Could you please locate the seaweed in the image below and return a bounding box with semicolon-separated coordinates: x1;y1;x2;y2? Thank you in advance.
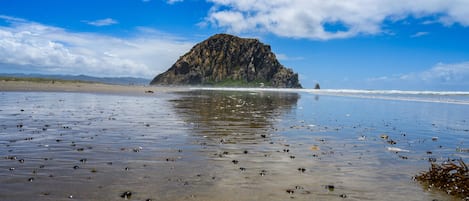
415;159;469;199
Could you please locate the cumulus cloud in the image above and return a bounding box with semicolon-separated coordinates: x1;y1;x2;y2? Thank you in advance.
84;18;119;26
0;16;194;78
205;0;469;40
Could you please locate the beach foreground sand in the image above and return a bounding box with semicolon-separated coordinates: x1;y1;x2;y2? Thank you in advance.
0;80;189;94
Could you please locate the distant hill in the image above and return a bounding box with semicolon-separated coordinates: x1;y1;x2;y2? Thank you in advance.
0;73;150;86
150;34;302;88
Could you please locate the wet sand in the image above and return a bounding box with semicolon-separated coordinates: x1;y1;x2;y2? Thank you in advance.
0;82;468;201
0;80;189;95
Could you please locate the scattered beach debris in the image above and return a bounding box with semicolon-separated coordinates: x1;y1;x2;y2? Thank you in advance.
380;134;389;140
387;147;410;153
456;147;469;153
325;185;335;191
415;159;468;199
358;135;366;141
120;191;132;199
310;145;320;151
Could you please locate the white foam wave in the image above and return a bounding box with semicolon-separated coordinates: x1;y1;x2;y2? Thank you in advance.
189;87;469;105
190;87;469;96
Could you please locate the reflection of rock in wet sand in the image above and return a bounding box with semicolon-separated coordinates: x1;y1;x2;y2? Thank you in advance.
170;90;299;144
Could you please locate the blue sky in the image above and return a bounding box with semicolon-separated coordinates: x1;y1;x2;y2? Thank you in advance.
1;0;469;90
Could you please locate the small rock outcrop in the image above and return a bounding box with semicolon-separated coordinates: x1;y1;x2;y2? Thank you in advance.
150;34;302;88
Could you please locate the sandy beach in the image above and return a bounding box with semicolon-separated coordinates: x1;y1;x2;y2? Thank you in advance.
0;80;467;201
0;79;188;94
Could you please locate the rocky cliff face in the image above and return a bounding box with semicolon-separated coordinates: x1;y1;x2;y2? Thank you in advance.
150;34;302;88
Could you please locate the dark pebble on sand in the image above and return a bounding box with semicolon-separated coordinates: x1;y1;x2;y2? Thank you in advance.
243;150;248;154
232;160;239;164
120;191;132;199
325;185;335;191
261;134;266;138
6;156;17;160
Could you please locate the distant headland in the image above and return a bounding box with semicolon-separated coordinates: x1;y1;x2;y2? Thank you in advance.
150;34;302;88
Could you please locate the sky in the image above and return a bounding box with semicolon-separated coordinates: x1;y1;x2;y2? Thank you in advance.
0;0;469;90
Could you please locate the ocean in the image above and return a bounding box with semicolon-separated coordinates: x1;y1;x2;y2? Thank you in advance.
0;89;467;201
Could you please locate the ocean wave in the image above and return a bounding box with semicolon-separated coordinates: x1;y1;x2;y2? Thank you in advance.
190;87;469;105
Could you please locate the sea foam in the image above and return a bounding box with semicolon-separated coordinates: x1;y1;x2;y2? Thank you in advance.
190;87;469;105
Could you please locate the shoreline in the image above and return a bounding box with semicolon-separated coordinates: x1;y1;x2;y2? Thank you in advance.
0;80;190;95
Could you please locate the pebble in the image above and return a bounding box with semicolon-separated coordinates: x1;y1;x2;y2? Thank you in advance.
120;191;132;199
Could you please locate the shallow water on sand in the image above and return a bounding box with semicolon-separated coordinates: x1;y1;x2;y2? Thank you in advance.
0;90;467;201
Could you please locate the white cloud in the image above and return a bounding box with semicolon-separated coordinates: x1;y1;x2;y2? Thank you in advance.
418;62;469;82
276;53;303;61
410;31;429;38
205;0;469;40
367;62;469;90
84;18;119;27
0;16;194;78
167;0;183;4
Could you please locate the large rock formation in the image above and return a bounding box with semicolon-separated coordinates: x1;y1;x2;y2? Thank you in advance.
150;34;302;88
